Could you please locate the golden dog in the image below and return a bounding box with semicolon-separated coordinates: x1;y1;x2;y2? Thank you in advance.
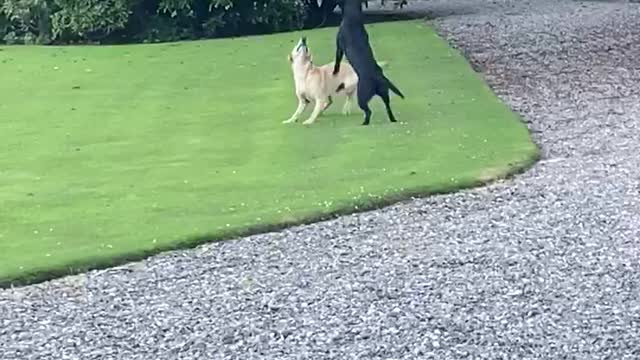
283;37;358;125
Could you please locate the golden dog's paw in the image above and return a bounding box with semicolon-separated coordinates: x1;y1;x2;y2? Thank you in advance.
302;119;315;126
282;119;296;124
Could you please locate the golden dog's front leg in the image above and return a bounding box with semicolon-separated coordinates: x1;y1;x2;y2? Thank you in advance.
283;97;307;124
302;100;326;125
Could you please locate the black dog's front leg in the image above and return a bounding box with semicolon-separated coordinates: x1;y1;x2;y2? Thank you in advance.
333;38;344;75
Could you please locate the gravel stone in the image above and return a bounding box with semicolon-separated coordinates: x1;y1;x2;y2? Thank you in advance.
3;1;640;359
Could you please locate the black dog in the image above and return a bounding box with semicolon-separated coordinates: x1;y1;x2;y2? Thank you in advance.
319;0;404;125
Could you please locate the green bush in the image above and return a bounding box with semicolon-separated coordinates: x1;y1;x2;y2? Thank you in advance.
0;0;408;44
0;12;8;41
143;0;307;41
50;0;133;42
1;0;52;44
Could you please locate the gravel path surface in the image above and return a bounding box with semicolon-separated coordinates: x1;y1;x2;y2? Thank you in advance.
3;1;640;359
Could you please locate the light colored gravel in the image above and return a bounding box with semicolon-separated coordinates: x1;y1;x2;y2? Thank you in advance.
3;1;640;359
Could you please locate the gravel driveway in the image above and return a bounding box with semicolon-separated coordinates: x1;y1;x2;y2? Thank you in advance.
3;1;640;359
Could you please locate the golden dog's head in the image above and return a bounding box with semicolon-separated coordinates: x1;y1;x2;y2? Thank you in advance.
288;37;312;65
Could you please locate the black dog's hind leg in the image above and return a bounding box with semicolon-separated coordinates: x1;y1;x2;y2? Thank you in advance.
357;93;375;126
379;90;397;123
357;81;375;125
358;98;372;125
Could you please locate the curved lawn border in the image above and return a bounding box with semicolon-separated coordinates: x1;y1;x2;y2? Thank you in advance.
0;21;539;288
1;154;538;288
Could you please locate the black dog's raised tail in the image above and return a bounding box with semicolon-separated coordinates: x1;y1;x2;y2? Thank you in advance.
384;76;405;99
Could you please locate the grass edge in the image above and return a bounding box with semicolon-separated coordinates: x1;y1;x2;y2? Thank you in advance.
1;147;539;289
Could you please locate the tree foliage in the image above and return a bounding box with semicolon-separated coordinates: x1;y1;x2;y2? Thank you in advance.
0;0;408;44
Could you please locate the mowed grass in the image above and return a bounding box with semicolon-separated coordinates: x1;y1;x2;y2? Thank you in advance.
0;21;537;286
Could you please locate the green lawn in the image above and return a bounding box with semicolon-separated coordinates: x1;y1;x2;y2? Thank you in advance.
0;21;537;286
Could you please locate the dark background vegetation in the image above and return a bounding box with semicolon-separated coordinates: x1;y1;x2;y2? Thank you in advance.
0;0;407;45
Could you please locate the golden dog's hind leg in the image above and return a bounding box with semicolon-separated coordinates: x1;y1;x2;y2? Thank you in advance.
342;93;353;115
323;96;334;111
283;97;307;124
303;100;326;125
